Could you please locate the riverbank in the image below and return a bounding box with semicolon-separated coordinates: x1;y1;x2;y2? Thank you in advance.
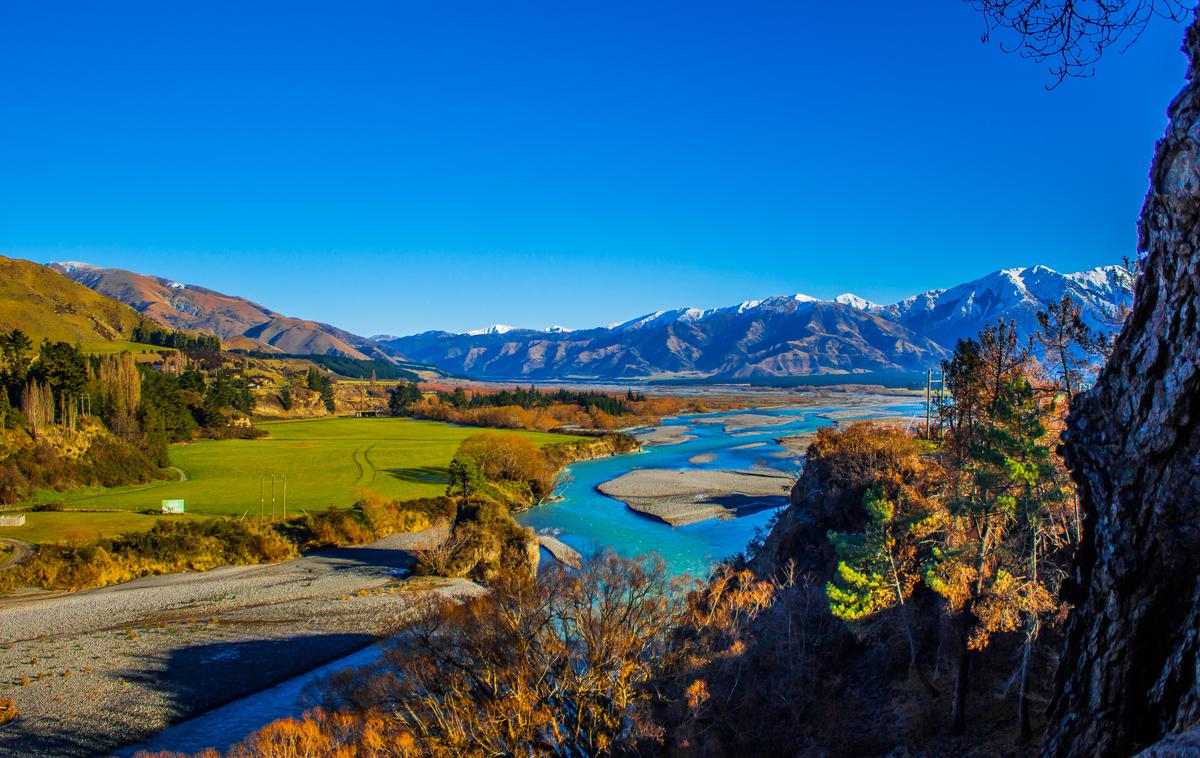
0;528;482;757
596;468;792;527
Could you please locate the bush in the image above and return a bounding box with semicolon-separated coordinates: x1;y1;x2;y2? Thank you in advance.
0;519;297;592
0;697;17;726
296;493;456;550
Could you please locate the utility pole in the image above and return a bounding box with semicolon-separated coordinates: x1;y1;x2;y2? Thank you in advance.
925;368;932;439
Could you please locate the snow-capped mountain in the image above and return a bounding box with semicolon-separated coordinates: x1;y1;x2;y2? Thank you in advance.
834;293;881;311
377;265;1133;380
883;264;1133;348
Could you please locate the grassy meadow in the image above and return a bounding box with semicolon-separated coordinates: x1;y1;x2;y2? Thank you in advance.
1;511;204;545
25;416;582;520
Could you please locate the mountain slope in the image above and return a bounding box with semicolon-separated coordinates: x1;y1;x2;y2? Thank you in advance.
0;256;152;346
379;265;1132;381
885;264;1132;348
383;296;949;380
50;262;400;361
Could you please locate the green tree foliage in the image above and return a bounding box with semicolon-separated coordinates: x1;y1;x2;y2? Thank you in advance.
139;369;197;443
387;381;422;416
178;368;206;394
130;324;221;365
1035;294;1102;401
446;457;485;498
204;371;256;419
437;384;632;415
31;341;87;398
305;365;335;412
0;329;33;408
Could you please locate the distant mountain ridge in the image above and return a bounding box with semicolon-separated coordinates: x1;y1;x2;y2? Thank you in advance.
378;265;1133;380
50;262;403;362
0;256;153;347
46;259;1134;380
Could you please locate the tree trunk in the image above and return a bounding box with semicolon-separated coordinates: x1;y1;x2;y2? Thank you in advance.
1018;618;1034;744
951;612;971;735
1043;13;1200;757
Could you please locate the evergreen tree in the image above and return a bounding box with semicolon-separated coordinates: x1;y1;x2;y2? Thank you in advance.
446;457;484;498
827;482;942;681
1036;295;1100;402
387;381;422;416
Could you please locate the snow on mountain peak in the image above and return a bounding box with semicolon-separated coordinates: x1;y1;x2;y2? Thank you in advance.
834;293;878;310
465;324;516;336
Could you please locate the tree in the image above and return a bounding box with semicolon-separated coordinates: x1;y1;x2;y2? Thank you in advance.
446;457;484;498
826;482;942;683
963;3;1200;753
387;381;422;416
97;352;141;437
0;329;32;408
305;365;335;413
1036;295;1100;401
454;432;556;498
31;341;87;398
1034;10;1200;755
926;330;1063;735
971;0;1191;84
20;379;53;438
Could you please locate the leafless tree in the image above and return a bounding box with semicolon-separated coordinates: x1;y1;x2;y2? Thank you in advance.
969;0;1193;84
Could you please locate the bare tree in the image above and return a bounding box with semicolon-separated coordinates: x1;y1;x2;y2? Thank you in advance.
20;380;53;439
970;0;1193;84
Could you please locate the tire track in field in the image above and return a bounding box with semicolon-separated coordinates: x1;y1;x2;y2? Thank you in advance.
351;445;378;488
361;445;379;487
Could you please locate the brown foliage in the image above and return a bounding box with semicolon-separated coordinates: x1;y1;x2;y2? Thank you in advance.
215;552;686;757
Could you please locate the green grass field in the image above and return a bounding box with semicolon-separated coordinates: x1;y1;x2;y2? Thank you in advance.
28;416;582;518
1;511;204;545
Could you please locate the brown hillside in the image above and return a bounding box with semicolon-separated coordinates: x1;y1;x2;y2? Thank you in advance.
0;256;151;346
49;262;386;360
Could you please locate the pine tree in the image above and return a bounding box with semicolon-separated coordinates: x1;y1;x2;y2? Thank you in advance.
827;483;942;680
1036;295;1099;401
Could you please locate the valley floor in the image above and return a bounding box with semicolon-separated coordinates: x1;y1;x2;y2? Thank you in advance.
0;527;481;757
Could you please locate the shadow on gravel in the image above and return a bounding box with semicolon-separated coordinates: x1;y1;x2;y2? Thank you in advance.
0;633;377;758
119;633;375;753
303;545;419;573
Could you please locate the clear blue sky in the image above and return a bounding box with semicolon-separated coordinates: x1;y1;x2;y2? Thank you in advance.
0;2;1191;335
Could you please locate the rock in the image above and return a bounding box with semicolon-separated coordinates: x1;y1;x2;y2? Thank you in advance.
1044;13;1200;757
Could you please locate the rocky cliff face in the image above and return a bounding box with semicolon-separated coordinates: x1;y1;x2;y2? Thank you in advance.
1044;15;1200;758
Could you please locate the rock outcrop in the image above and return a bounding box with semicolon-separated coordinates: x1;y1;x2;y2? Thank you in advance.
1044;15;1200;757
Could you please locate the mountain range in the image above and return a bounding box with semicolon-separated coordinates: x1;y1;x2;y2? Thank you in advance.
49;262;400;363
377;265;1133;380
42;258;1132;381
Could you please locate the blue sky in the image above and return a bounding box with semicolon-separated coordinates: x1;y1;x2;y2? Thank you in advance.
0;2;1191;335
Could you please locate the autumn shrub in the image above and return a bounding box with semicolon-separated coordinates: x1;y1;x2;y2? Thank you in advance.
297;494;456;549
0;697;17;726
224;552;686;758
0;519;297;592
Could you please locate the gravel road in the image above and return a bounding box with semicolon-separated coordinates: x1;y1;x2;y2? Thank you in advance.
0;525;482;757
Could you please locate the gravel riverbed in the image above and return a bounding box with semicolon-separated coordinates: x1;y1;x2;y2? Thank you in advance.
0;527;481;757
